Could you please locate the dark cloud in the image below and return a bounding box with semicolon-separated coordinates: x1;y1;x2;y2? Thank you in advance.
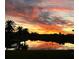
33;12;73;26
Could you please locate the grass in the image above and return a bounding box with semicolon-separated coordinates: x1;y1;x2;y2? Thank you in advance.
5;50;74;59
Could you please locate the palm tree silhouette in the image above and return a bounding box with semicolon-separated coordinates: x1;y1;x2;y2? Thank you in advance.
5;20;15;48
5;20;15;32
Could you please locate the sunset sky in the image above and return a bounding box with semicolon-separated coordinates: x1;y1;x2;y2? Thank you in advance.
5;0;74;34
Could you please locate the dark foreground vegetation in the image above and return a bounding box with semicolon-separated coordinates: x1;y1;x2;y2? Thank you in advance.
5;50;74;59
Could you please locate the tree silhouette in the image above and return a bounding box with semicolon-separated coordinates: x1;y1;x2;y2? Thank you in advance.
30;32;39;40
16;26;29;50
5;20;15;32
5;20;15;48
22;28;29;40
5;20;29;50
16;26;22;49
16;26;29;41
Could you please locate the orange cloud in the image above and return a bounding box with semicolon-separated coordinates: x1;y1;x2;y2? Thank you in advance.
5;0;73;34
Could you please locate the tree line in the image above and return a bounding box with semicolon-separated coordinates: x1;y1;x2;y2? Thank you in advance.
5;20;74;49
